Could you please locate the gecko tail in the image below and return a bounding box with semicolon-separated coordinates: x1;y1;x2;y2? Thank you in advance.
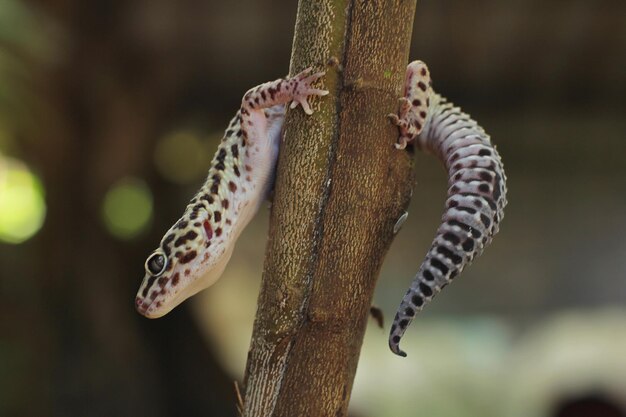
388;78;507;356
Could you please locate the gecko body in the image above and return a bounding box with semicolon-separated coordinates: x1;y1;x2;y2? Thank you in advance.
135;61;507;361
136;69;328;318
388;61;507;356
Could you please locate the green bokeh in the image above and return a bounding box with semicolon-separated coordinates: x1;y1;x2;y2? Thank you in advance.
102;177;153;239
0;157;46;244
153;130;211;184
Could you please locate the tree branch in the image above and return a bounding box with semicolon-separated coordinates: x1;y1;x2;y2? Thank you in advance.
243;1;417;415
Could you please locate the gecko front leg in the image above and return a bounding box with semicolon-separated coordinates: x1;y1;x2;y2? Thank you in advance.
136;68;328;318
388;60;508;357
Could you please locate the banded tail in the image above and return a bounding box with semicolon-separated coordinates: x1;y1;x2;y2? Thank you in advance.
388;61;507;357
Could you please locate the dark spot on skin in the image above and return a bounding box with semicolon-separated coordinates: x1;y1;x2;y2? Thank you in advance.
172;273;180;286
419;111;426;119
462;238;475;252
225;219;231;225
450;153;460;162
480;214;491;228
201;194;214;204
215;162;225;171
217;148;227;162
454;173;462;181
457;206;477;214
448;199;459;208
174;230;198;248
231;144;239;158
234;166;240;177
150;291;158;301
453;163;463;170
420;67;427;76
418;81;427;91
412;99;421;106
493;173;503;201
478;149;492;157
203;221;213;239
430;258;449;275
215;228;222;237
399;319;409;328
450;269;459;279
471;228;482;238
245;165;252;172
419;283;433;297
142;276;157;297
222;199;229;209
448;220;471;231
210;184;219;194
423;270;435;281
214;211;221;222
392;336;400;344
474;199;483;208
229;181;237;192
176;220;188;229
162;234;175;256
443;232;460;245
479;171;493;182
163;233;175;246
158;277;168;287
185;269;190;276
450;185;460;194
478;183;490;193
180;251;197;264
437;246;463;264
412;294;424;307
405;307;415;316
390;324;396;333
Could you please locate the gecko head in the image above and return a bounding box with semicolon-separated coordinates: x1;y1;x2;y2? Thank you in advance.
135;211;233;318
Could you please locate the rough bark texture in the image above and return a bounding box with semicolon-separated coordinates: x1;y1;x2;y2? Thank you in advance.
243;1;417;416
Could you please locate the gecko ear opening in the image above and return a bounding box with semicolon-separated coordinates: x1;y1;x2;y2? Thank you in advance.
145;251;167;277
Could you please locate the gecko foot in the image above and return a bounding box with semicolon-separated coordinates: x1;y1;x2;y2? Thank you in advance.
389;60;432;149
289;68;329;115
388;97;415;149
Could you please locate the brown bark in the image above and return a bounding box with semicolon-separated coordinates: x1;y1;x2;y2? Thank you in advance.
243;1;417;416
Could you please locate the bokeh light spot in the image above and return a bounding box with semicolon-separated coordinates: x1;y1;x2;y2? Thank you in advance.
0;156;46;244
102;177;153;239
154;130;211;184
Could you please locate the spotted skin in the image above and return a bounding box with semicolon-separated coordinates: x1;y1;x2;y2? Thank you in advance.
136;68;328;318
388;60;507;357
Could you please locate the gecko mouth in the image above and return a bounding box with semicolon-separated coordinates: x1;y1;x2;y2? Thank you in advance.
135;295;161;318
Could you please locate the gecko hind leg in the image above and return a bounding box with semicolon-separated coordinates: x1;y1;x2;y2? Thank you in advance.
388;60;432;149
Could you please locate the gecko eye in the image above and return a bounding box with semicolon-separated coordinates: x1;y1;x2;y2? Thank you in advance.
145;252;167;277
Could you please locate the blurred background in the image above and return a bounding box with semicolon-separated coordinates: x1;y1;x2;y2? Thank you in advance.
0;0;624;416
